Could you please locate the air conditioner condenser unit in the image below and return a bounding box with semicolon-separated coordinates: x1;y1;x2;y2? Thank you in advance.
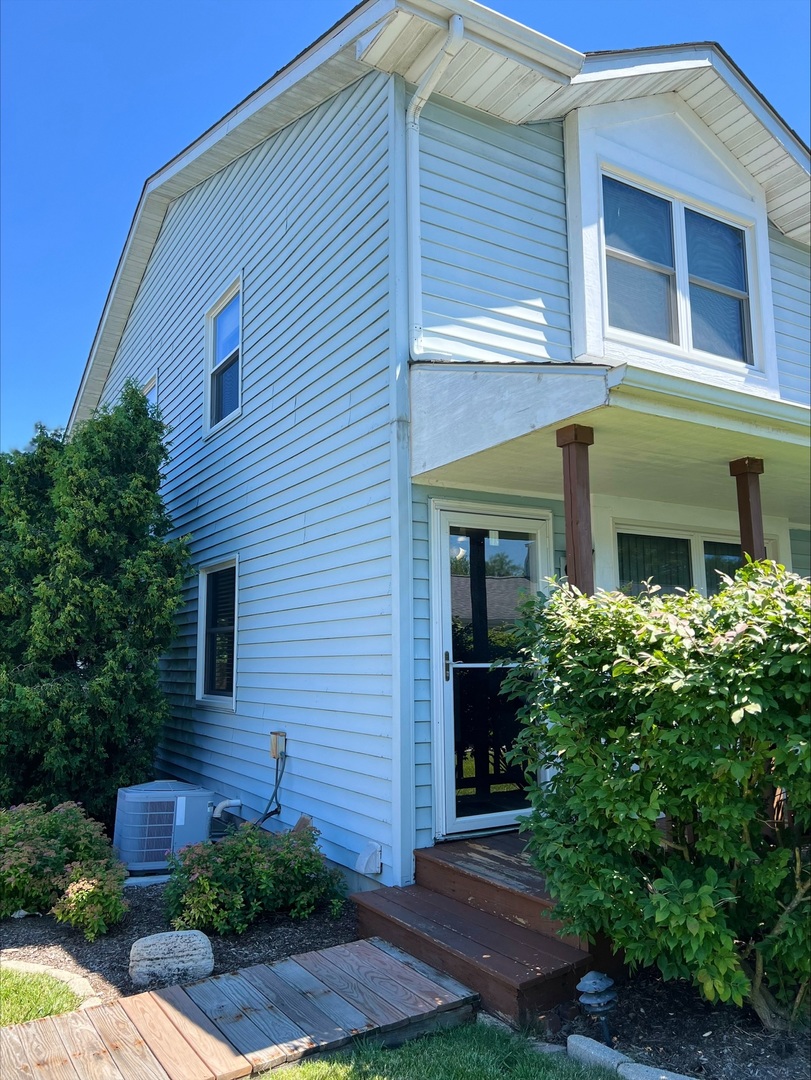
113;781;215;873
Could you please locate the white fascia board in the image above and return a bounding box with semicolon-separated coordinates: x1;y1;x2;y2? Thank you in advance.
581;45;810;172
399;0;583;77
607;364;811;441
146;0;397;196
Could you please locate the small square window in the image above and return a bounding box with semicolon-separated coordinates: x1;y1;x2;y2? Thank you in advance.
198;563;236;700
206;286;241;431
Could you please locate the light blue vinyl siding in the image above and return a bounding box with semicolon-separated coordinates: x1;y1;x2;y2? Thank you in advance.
420;102;570;363
411;486;565;849
790;529;811;578
769;227;810;406
100;72;399;880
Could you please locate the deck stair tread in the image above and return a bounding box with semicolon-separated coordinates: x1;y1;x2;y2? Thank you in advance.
354;885;589;991
417;837;553;899
1;939;475;1080
353;833;596;1026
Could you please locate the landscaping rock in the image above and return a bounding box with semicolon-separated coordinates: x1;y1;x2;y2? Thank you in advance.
567;1033;632;1070
129;930;213;988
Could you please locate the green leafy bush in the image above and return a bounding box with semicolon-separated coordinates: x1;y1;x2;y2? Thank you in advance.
165;822;345;935
505;561;810;1031
0;383;190;827
0;802;128;940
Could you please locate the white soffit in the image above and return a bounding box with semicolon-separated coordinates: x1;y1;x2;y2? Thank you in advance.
529;44;811;246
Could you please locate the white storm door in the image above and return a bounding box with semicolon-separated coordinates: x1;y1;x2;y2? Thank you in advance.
433;506;552;837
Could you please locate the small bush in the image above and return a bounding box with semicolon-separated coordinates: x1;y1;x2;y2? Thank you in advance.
165;822;344;935
505;561;810;1032
0;801;128;940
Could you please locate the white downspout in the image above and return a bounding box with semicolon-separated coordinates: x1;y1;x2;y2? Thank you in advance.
406;14;465;361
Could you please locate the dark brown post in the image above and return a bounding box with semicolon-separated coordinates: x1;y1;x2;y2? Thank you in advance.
556;424;595;595
729;457;766;560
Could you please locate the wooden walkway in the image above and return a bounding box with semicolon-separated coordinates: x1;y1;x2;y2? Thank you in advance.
0;938;478;1078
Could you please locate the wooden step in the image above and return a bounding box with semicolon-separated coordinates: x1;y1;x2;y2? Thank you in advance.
353;884;591;1027
415;837;585;949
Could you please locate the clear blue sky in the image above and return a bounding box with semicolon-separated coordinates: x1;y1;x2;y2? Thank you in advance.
1;0;808;453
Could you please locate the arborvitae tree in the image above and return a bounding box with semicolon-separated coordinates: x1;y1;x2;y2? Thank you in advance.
0;384;190;827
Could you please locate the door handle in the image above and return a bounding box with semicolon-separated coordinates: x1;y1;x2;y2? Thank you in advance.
444;651;450;681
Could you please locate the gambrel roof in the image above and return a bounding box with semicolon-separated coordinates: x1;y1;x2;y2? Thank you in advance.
69;0;810;430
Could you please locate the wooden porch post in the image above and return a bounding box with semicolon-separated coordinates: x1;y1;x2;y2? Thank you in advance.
729;457;766;560
556;424;595;595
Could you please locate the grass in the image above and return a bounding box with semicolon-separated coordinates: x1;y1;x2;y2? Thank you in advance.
0;968;82;1027
294;1021;614;1079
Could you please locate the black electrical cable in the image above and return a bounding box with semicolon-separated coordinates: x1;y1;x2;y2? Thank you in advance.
253;750;287;827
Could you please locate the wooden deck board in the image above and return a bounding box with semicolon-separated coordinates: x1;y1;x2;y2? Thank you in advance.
2;940;476;1080
4;1016;81;1080
55;1008;124;1079
269;957;377;1036
0;1023;37;1078
119;992;215;1080
88;1001;172;1080
151;985;251;1080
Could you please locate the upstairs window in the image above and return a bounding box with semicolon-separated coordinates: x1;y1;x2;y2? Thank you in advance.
603;176;752;364
206;285;241;431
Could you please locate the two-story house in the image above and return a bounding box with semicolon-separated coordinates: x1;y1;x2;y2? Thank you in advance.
69;0;810;907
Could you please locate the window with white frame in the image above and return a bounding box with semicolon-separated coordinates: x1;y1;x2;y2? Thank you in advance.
603;176;752;363
565;97;779;385
197;562;237;700
142;373;158;407
206;285;241;431
617;529;747;597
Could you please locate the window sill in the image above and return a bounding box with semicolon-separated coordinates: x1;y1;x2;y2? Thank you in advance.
195;697;237;713
203;407;242;441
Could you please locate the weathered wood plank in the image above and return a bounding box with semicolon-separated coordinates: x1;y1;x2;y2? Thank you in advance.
294;949;411;1032
240;964;350;1050
181;977;287;1071
4;1017;80;1080
314;941;441;1019
269;957;377;1036
119;992;215;1080
89;1001;173;1080
150;986;251;1080
339;939;464;1011
53;1008;124;1079
367;938;478;1003
0;1024;36;1077
207;971;316;1064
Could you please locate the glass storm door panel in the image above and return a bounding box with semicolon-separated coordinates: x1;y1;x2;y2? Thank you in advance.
439;512;549;835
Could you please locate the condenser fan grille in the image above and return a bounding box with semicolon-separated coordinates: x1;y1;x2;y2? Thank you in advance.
113;782;215;872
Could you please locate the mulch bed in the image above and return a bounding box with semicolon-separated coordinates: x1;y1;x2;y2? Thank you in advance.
1;884;808;1080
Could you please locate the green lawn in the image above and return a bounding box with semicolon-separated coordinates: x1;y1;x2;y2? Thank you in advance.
295;1021;613;1079
0;968;82;1026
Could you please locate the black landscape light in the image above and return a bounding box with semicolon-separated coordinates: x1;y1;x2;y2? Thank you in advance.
576;970;617;1045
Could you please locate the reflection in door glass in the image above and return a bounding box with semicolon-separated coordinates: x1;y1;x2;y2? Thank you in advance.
450;527;535;818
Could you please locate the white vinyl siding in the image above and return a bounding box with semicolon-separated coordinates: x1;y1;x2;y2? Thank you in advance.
100;72;399;881
419;102;570;363
411;486;566;850
769;227;811;406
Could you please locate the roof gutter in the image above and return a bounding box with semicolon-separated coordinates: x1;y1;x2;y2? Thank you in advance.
406;14;465;361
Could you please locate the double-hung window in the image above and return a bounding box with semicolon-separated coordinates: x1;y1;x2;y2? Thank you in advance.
206;285;241;431
198;562;237;701
603;176;752;364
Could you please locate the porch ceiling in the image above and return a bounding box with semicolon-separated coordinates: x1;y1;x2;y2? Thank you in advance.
410;365;811;525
